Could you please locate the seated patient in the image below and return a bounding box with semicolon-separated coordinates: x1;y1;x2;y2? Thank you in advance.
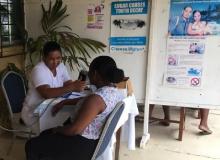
21;41;85;126
25;56;125;160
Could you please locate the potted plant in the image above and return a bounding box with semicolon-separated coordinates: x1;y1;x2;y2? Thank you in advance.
25;0;106;70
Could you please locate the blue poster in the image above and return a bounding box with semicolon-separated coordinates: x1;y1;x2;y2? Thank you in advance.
110;0;148;53
168;0;220;36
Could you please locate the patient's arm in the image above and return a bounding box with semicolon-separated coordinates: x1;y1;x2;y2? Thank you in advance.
51;98;82;116
55;94;105;136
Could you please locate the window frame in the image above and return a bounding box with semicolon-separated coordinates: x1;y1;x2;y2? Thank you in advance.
0;0;25;58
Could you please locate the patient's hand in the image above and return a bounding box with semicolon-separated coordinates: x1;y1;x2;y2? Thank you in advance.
52;98;82;116
51;101;64;116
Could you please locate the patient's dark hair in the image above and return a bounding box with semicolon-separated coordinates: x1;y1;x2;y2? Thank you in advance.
43;41;62;57
89;56;124;83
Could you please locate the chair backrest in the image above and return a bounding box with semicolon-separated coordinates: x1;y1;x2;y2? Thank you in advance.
91;101;125;160
1;71;27;116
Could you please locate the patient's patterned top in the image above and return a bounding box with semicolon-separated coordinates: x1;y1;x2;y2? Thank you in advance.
81;86;124;140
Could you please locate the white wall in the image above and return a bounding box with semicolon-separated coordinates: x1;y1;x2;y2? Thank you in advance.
24;0;150;103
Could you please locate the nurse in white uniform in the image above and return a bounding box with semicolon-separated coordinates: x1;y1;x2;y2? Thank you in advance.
21;41;86;126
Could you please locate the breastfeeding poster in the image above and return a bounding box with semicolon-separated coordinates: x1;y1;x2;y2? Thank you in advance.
110;0;148;54
164;0;220;88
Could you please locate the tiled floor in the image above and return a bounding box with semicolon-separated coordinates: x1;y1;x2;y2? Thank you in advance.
0;107;220;160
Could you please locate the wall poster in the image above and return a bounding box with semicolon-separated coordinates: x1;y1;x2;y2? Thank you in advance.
110;0;148;54
87;1;105;29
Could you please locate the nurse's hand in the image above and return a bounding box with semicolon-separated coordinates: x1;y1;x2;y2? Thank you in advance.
70;80;86;92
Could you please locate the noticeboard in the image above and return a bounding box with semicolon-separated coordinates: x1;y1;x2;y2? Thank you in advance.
147;0;220;109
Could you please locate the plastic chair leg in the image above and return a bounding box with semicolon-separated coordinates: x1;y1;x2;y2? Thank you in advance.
7;133;16;155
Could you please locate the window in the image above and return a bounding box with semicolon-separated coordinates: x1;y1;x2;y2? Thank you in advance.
0;0;24;57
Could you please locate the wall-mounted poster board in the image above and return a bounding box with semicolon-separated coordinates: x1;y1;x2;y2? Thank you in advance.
140;0;220;147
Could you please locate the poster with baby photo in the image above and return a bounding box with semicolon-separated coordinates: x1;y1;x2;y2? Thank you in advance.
168;0;220;36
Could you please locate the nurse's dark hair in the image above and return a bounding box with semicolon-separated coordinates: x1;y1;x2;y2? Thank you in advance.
43;41;62;57
89;56;124;83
